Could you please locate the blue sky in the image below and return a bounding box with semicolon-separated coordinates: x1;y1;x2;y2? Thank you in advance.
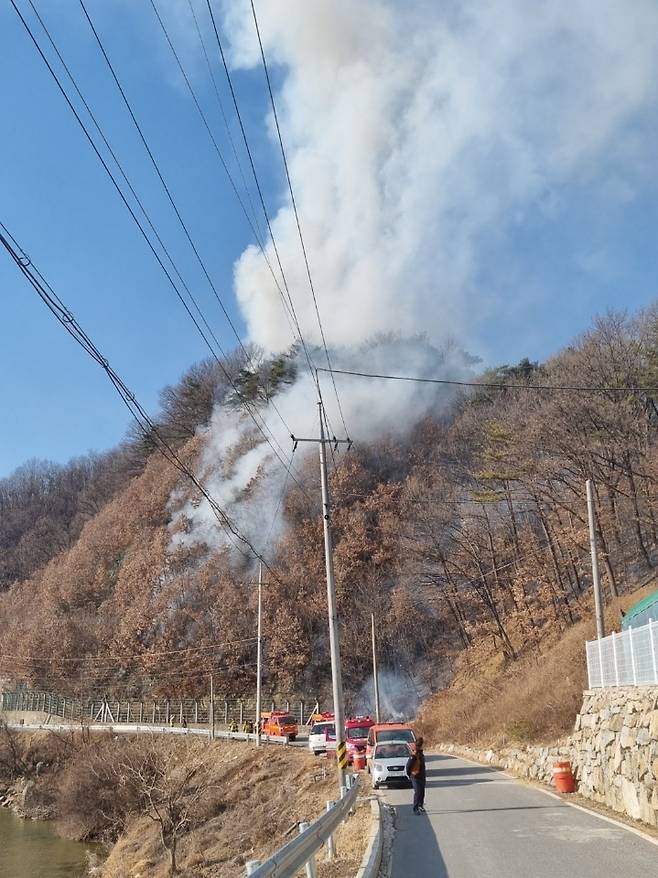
0;0;280;476
1;0;658;478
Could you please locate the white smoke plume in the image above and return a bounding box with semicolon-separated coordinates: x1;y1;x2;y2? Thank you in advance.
219;0;658;354
170;0;658;553
170;336;470;553
353;671;426;723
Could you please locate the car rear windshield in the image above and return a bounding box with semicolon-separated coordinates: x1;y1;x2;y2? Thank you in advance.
346;726;371;739
375;743;409;758
377;729;415;743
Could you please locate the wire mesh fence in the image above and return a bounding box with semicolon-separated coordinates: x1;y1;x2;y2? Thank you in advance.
586;620;658;687
0;686;319;727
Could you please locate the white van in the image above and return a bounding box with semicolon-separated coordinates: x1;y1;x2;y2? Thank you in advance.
308;720;335;755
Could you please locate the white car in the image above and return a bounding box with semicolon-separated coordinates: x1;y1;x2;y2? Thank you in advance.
370;741;412;789
308;720;335;755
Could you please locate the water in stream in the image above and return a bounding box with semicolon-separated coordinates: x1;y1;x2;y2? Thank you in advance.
0;807;94;877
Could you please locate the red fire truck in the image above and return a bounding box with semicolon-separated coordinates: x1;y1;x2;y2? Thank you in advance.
345;715;375;763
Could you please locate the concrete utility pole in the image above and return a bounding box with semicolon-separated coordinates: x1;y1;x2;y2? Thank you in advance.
255;562;263;747
292;401;352;792
586;479;606;639
371;612;381;723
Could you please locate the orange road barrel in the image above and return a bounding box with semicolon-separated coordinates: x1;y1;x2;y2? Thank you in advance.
353;751;366;771
553;760;576;793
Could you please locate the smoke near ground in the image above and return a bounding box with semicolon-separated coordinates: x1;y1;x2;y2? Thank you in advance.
170;335;471;553
353;671;425;723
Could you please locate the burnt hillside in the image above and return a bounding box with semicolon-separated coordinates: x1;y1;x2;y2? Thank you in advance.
2;310;658;702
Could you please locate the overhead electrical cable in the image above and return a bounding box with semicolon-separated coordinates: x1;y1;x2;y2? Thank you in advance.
201;0;337;430
0;221;277;569
75;0;306;482
248;0;350;440
13;0;310;499
318;367;658;395
185;0;262;239
77;0;245;356
143;0;299;342
0;636;259;667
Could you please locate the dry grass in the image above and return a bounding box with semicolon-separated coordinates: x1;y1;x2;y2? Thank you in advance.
101;741;369;878
417;581;657;748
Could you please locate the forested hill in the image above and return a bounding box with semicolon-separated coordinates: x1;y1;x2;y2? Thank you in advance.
2;310;658;703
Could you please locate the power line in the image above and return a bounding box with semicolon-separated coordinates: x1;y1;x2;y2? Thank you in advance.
77;0;244;358
0;222;274;569
145;0;298;343
185;0;262;239
318;367;658;395
201;0;336;431
248;0;349;439
0;636;258;667
74;0;309;491
12;0;310;500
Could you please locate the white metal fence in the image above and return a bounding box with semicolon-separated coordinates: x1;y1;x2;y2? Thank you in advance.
586;619;658;687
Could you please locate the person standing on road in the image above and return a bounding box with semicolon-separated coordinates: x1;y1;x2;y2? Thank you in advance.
407;737;426;814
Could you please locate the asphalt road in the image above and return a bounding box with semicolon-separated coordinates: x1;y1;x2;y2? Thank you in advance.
384;754;658;877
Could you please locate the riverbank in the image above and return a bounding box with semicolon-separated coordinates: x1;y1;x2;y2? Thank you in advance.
0;807;100;878
0;723;367;876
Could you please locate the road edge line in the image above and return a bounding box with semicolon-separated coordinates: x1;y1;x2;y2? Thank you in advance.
436;749;658;849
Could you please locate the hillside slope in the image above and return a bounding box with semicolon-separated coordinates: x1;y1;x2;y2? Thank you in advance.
2;309;658;708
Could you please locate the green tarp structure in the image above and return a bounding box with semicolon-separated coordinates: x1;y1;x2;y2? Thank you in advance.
622;589;658;630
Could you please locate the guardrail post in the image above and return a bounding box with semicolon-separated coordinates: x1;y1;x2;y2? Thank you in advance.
239;700;244;725
326;801;336;860
224;699;228;724
650;619;658;684
629;626;638;685
298;823;317;878
245;861;261;875
139;702;144;723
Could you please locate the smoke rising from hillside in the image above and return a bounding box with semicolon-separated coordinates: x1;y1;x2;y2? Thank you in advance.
172;0;658;555
171;336;470;553
220;0;658;353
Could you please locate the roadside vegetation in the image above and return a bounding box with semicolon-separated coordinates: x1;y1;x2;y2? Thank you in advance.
2;309;658;730
0;728;365;877
418;580;657;747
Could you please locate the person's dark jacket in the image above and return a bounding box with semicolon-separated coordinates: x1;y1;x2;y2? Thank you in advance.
406;749;426;783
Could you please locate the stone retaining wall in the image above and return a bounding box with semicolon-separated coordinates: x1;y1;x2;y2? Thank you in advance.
441;686;658;828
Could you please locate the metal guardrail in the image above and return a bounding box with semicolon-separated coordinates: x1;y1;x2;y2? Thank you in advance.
5;720;288;745
586;619;658;687
245;776;360;877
